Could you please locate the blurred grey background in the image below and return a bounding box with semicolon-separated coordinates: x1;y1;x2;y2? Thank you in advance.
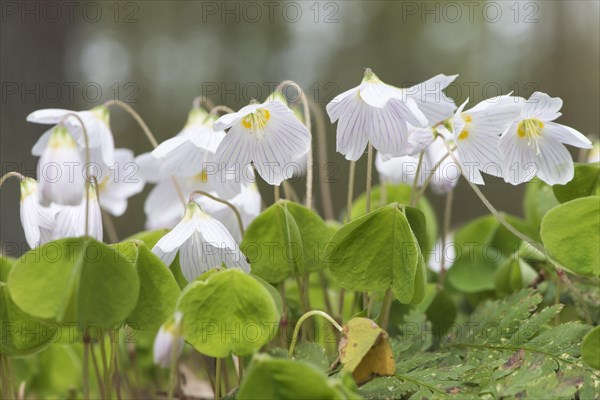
1;0;599;254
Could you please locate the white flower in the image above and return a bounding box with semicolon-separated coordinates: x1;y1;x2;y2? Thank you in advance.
36;125;86;206
452;95;523;184
53;185;103;241
152;202;250;281
28;106;115;166
198;182;262;241
152;108;225;178
19;177;57;248
153;311;184;368
214;100;311;185
327;69;445;161
96;149;145;217
499;92;592;185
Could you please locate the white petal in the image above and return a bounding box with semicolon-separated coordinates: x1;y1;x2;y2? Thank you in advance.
406;74;458;124
498;123;538;185
333;92;370;161
366;102;410;156
195;215;250;272
359;80;403;108
21;196;41;248
27;109;72;124
153;219;196;254
152;136;190;159
53;192;103;241
213;103;262;131
543;122;592;149
31;128;54;156
326;87;359;123
535;137;574;185
523;92;562;121
214;124;255;172
251;113;311;185
145;179;187;229
425;139;461;194
135;152;162;183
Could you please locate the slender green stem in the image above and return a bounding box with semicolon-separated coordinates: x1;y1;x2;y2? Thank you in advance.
210;105;235;115
0;354;13;400
282;181;300;203
99;334;111;399
101;210;119;243
274;185;281;203
90;344;105;399
214;358;222;400
83;341;90;400
346;161;356;221
104;100;158;147
278;282;288;347
439;189;454;285
167;342;179;400
237;356;244;384
412;151;453;203
365;143;374;213
337;288;346;321
410;152;425;207
193;96;215;110
190;190;246;236
0;172;25;189
378;288;393;330
288;310;343;358
104;100;186;205
439;137;543;250
318;271;334;317
310;101;334;220
276;80;313;210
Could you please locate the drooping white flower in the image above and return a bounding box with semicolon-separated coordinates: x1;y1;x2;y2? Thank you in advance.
36;125;86;206
198;182;262;241
452;95;523;184
28;106;115;166
19;177;57;248
152;202;250;281
153;311;184;368
327;69;455;161
214;100;311;185
96;149;145;217
499;92;593;185
152;108;225;178
53;185;103;241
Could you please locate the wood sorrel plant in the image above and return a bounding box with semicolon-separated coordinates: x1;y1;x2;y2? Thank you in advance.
0;70;598;399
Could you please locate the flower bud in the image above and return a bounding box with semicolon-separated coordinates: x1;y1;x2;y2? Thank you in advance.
153;312;184;368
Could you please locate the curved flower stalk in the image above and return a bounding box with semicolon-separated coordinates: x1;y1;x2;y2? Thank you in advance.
451;95;523;185
214;100;311;186
153;312;184;369
95;148;145;217
19;177;58;248
53;184;103;241
499;92;593;185
152;201;249;282
28;106;115;167
35;125;86;206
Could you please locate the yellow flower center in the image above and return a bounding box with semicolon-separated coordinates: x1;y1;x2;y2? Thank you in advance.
457;113;472;141
517;118;544;155
241;108;271;134
458;130;469;141
49;125;77;149
517;118;544;139
193;170;209;183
